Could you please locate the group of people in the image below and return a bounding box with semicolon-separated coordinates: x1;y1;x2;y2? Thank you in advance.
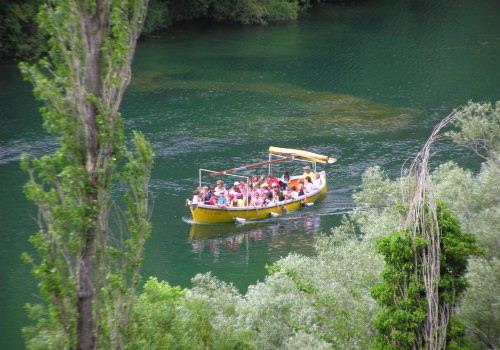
190;165;323;208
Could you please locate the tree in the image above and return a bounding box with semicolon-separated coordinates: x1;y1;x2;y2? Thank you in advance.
372;203;478;349
19;1;152;349
447;101;500;160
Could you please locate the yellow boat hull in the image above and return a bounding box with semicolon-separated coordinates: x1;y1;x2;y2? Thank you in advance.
189;184;328;224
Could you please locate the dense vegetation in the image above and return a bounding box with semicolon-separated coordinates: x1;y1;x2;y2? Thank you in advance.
0;0;44;60
1;0;323;61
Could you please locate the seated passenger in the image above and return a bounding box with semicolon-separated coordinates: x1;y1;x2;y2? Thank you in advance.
201;186;212;204
238;181;247;196
216;195;229;207
304;176;315;193
302;165;316;181
214;180;227;196
275;188;285;202
251;176;259;188
290;186;300;199
264;192;276;206
298;186;305;197
267;176;280;189
283;186;292;200
192;189;201;204
250;193;263;207
313;173;323;189
279;171;290;190
228;184;242;200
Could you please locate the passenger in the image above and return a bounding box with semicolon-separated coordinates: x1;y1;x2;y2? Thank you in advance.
248;185;256;201
251;176;259;188
214;180;227;197
298;184;305;197
275;188;285;202
259;185;269;197
250;193;263;207
228;184;241;203
290;186;300;200
260;177;269;188
236;197;246;207
279;171;290;190
192;188;201;204
201;186;213;204
216;194;229;207
227;188;236;207
264;192;276;206
238;181;247;195
313;173;323;189
208;193;217;205
304;176;315;193
301;165;315;180
293;179;304;196
283;186;292;200
267;175;280;189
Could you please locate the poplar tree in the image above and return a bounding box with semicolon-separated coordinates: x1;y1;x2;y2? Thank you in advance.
19;1;152;349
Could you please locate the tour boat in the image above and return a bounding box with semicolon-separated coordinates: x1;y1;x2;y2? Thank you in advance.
187;146;336;224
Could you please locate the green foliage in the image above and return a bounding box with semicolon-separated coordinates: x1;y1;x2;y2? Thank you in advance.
0;0;45;60
433;158;500;260
447;101;500;159
371;230;428;349
129;276;255;349
457;258;500;349
169;0;304;26
372;203;478;349
131;228;382;349
20;0;152;348
2;0;320;59
143;0;171;34
436;101;500;348
438;204;481;303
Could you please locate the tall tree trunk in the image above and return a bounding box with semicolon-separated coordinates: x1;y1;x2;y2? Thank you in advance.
77;2;108;349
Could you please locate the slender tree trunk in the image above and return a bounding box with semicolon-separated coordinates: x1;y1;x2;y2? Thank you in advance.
76;2;108;349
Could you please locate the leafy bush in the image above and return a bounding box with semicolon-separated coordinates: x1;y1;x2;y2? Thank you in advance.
132;229;382;349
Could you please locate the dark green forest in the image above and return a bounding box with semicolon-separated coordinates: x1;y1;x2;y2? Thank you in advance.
0;0;329;61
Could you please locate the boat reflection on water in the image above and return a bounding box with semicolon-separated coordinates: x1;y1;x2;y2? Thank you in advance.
189;215;321;256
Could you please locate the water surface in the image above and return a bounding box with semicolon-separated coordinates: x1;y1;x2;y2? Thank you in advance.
1;0;499;347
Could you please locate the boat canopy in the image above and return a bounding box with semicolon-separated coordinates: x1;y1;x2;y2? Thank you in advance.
269;146;337;164
198;146;336;189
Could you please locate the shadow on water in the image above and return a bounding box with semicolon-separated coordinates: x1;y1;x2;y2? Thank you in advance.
188;214;323;256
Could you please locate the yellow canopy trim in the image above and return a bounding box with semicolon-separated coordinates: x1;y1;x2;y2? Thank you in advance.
269;146;337;164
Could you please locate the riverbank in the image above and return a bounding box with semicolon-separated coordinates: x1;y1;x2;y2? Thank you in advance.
1;0;332;61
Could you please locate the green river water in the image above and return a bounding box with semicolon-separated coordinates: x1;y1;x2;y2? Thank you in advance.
1;1;499;347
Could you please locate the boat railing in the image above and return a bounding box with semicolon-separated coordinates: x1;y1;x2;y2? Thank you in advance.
193;171;326;211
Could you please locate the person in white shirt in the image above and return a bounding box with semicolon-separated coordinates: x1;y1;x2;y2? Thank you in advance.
313;173;323;189
304;176;315;193
214;179;227;196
